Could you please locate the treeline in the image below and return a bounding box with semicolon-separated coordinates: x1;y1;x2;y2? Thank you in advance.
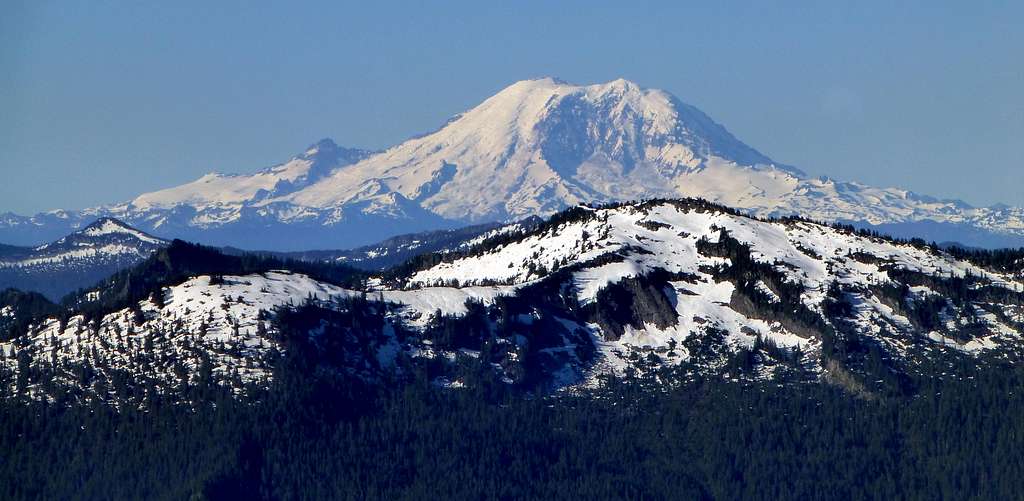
943;245;1024;273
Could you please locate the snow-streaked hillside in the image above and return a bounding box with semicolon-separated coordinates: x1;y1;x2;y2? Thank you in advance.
0;268;513;400
1;272;363;397
2;78;1022;250
0;218;167;300
4;200;1023;401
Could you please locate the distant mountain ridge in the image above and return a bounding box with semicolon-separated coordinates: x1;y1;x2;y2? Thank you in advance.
2;77;1022;250
0;218;167;300
221;220;511;271
0;216;526;299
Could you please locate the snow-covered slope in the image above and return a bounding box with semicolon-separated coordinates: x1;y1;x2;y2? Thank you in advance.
0;218;167;300
4;200;1023;402
0;272;359;396
2;78;1023;249
394;199;1024;381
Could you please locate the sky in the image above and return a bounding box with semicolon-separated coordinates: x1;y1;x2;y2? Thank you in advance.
1;1;1022;214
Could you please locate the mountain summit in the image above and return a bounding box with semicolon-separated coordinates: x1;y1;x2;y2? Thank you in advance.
2;78;1023;250
280;77;794;222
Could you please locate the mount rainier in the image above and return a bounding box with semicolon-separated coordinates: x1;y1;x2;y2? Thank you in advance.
2;77;1022;250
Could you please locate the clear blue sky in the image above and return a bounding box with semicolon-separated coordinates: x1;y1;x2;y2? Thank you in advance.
2;1;1022;214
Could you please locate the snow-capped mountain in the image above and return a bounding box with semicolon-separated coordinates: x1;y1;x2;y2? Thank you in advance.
2;78;1023;250
4;200;1023;401
0;218;167;300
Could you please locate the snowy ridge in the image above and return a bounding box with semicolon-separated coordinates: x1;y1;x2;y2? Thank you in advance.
408;203;1014;293
132;140;373;211
4;199;1023;400
2;244;156;269
1;218;166;269
0;218;167;300
401;200;1024;370
2;78;1022;250
0;270;511;398
75;218;165;244
1;272;346;397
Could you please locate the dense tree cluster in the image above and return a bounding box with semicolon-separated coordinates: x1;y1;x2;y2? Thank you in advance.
2;349;1023;500
944;246;1024;274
